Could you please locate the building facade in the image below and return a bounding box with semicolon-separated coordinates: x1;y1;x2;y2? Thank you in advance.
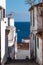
29;3;43;65
6;17;17;59
0;0;6;64
0;0;17;65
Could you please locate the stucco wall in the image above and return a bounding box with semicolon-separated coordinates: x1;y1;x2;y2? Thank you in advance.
4;18;8;26
15;33;17;53
30;7;37;33
36;37;42;65
30;34;36;58
30;6;42;60
1;20;7;64
7;27;16;59
37;7;42;30
30;6;42;33
10;18;14;26
8;29;14;42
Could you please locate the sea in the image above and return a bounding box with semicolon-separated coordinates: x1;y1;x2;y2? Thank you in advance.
14;22;30;43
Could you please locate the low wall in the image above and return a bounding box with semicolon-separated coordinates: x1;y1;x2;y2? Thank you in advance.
15;49;30;59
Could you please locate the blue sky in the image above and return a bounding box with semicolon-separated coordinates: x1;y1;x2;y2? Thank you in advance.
6;0;39;22
6;0;30;22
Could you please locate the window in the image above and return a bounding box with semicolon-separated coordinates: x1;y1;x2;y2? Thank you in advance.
33;9;35;27
8;18;10;26
30;11;32;25
33;34;35;40
3;9;5;18
37;37;39;48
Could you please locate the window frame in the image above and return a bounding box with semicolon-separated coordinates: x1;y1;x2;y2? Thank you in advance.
30;11;32;26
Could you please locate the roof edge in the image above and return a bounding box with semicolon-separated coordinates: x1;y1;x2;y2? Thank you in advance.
29;2;43;11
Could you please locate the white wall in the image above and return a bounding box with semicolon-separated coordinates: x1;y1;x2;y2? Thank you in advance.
1;20;7;64
10;18;14;26
30;6;42;59
6;26;14;47
30;7;37;33
15;33;17;53
4;18;8;26
0;0;6;9
7;26;16;59
37;7;42;30
30;6;42;34
34;7;37;31
15;49;30;59
8;29;13;42
30;5;43;65
36;37;42;65
30;34;35;57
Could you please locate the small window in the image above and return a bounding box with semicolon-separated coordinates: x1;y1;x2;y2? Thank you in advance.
33;9;35;27
37;37;39;48
30;11;32;25
3;9;5;18
33;34;35;40
8;18;10;26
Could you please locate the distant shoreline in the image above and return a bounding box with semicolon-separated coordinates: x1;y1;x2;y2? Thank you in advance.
15;21;30;22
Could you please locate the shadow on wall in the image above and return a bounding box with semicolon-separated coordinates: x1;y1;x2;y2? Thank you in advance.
1;33;8;65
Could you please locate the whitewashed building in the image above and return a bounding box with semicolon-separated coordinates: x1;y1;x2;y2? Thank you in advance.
6;16;17;59
1;19;10;65
0;9;10;65
0;0;17;65
36;31;43;65
0;0;7;64
29;2;43;64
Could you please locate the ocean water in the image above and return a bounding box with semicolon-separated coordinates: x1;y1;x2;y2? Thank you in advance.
14;22;30;43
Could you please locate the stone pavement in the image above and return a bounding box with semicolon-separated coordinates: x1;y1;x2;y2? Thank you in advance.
5;59;39;65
